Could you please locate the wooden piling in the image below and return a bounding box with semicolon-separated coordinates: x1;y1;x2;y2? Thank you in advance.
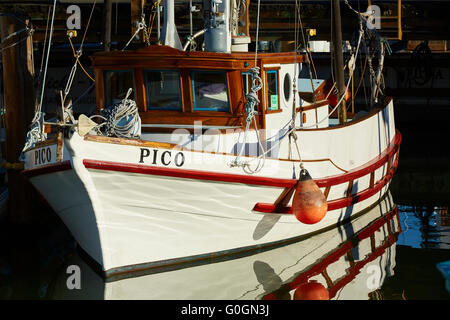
105;0;112;51
0;13;36;223
331;0;347;124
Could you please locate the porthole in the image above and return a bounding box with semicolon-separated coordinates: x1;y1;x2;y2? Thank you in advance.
283;73;291;103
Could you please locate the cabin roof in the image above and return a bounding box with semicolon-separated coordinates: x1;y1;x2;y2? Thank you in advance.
92;45;305;69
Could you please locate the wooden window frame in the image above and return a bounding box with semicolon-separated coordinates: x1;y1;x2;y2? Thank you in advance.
103;69;136;108
264;67;282;114
144;69;183;112
190;70;232;113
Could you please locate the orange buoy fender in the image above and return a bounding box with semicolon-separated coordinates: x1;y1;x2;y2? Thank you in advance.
293;281;330;300
292;168;328;224
324;78;350;107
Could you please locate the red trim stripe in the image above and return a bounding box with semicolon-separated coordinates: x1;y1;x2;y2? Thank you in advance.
262;207;400;300
83;159;296;188
83;131;401;189
254;149;399;213
316;131;401;187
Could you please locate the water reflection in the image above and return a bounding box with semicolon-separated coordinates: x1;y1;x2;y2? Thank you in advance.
46;191;401;300
397;204;450;249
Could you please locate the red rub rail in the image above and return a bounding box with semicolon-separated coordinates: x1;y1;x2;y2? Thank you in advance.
253;131;401;213
83;131;401;214
262;207;401;300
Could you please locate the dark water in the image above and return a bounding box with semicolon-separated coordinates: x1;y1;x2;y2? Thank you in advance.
0;183;449;300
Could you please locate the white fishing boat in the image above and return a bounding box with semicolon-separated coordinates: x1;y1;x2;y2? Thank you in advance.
48;191;400;300
22;0;401;279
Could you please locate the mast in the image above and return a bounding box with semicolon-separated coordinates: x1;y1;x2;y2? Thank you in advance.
331;0;347;124
160;0;183;49
104;0;112;51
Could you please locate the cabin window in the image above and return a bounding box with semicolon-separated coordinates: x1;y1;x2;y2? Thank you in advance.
266;69;279;111
145;70;182;111
104;70;135;107
191;71;230;112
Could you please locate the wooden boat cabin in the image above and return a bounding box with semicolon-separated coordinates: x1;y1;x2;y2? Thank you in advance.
91;45;306;133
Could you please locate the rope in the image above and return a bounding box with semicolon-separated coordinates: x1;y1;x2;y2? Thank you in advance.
0;23;34;53
80;0;96;48
0;34;29;53
229;1;265;173
36;7;51;102
20;0;56;157
20;111;46;159
148;0;162;40
0;27;28;44
296;0;316;102
102;88;141;139
68;36;95;82
63;1;97;107
253;0;261;67
298;24;364;130
288;0;304;170
230;67;263;172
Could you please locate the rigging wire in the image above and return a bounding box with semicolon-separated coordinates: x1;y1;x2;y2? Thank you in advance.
299;24;364;130
20;0;57;156
37;0;57;116
36;7;51;96
63;0;97;106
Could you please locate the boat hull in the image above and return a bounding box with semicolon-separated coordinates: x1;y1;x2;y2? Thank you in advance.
23;103;400;278
49;191;400;299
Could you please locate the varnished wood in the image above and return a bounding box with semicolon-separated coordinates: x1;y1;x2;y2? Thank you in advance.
297;97;393;132
84;135;178;149
324;186;331;200
296;100;328;113
92;45;300;129
180;69;192;113
274;186;296;212
346;250;355;268
134;68;146;112
369;172;375;189
370;234;376;252
95;68;105;110
321;269;334;289
298;78;328;103
346;180;354;198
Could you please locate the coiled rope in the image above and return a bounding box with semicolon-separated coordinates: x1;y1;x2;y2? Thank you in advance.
100;88;141;139
229;66;265;173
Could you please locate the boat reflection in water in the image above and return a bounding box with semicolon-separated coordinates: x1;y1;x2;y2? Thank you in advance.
50;191;400;300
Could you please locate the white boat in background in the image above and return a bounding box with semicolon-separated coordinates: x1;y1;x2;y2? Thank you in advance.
48;191;400;300
21;0;401;279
